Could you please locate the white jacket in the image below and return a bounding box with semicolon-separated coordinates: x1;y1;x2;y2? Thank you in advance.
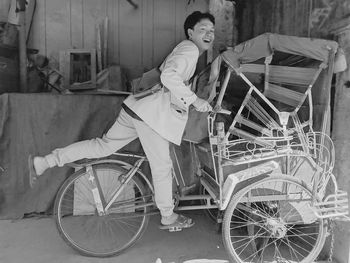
123;40;199;145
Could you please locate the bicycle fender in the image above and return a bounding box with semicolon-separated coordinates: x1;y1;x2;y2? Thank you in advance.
221;161;280;210
68;159;154;193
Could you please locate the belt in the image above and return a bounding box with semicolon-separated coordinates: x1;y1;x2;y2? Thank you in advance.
121;103;142;121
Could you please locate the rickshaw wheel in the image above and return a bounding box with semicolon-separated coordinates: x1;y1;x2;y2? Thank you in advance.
222;175;327;263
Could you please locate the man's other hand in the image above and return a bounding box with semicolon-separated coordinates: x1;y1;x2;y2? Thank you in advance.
192;97;212;112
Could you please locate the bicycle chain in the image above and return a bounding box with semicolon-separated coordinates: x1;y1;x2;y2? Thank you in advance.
328;219;335;263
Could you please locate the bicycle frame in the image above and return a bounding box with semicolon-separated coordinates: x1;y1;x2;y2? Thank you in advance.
67;152;152;215
70;150;222;216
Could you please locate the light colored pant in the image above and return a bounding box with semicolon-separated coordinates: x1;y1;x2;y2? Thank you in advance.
45;109;174;217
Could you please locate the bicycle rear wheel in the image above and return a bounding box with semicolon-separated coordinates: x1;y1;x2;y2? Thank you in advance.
222;175;327;263
54;163;151;257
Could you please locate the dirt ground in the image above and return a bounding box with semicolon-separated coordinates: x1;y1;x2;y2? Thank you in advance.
0;211;229;263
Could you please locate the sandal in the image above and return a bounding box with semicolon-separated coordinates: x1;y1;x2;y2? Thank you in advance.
28;155;39;188
159;214;195;232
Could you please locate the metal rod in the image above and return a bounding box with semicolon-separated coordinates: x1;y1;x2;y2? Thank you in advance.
105;158;145;211
176;205;219;211
215;68;231;108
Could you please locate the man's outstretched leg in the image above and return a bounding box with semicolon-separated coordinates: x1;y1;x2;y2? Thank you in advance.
28;109;138;187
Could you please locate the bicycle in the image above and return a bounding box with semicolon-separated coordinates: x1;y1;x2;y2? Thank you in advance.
53;110;230;258
53;33;349;262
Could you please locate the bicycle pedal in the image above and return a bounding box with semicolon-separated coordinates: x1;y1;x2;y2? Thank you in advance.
168;226;183;232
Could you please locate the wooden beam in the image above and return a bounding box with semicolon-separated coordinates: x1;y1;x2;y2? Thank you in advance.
96;24;102;73
103;17;108;69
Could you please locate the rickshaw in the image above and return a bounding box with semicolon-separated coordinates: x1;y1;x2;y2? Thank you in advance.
53;33;349;263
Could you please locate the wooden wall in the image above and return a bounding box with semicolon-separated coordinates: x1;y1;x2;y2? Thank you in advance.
0;0;10;22
235;0;311;42
235;0;350;42
26;0;209;77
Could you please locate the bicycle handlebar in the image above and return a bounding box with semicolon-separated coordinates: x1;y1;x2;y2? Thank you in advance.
210;107;231;115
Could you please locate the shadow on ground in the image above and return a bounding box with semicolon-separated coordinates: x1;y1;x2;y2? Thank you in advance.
0;211;229;263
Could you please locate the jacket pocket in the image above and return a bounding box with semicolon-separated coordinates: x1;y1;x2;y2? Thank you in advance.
170;103;187;119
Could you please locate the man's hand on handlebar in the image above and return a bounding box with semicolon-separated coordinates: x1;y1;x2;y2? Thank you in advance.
192;97;213;112
212;105;231;115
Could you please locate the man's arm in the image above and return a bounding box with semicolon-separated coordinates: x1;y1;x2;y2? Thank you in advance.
160;42;199;106
160;42;212;112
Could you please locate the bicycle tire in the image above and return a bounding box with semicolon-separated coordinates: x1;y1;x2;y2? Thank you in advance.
222;175;327;263
54;163;150;257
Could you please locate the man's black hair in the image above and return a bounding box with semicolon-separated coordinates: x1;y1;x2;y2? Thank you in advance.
184;11;215;39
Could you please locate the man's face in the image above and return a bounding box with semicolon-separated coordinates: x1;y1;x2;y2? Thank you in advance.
188;18;215;54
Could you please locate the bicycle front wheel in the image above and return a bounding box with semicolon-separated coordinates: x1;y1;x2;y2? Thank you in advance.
54;163;151;257
222;175;327;263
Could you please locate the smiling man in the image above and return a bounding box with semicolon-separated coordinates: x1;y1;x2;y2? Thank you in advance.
29;11;215;230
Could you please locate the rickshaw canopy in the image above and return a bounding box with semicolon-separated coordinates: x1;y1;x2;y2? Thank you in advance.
183;33;345;144
221;33;339;69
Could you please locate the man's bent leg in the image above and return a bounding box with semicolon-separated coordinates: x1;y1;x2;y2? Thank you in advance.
44;109;138;168
133;119;174;218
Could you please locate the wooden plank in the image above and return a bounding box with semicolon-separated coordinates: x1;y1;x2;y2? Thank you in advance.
300;0;311;37
45;0;71;60
253;0;263;36
118;0;142;69
96;24;102;72
107;0;118;64
0;0;10;22
103;17;108;68
272;0;282;34
27;0;46;54
282;0;292;34
82;0;107;49
141;0;154;69
153;0;176;66
90;49;97;89
175;0;187;44
59;50;69;89
70;0;83;48
292;0;298;36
